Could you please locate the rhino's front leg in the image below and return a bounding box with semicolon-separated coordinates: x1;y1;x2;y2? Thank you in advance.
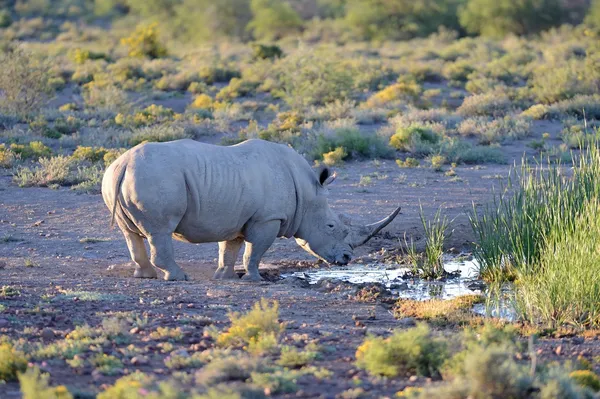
241;220;280;281
214;238;244;280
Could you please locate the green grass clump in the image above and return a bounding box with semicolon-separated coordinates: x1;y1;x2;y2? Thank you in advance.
10;141;52;159
355;323;448;378
313;128;391;161
91;354;123;376
322;147;347;166
394;295;484;326
71;146;108;163
213;298;283;348
570;370;600;392
128;125;192;146
389;124;440;154
277;344;319;368
406;205;453;279
19;367;73;399
470;138;600;327
0;341;28;382
516;199;600;328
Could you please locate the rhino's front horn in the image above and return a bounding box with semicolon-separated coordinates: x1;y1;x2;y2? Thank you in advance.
344;206;401;248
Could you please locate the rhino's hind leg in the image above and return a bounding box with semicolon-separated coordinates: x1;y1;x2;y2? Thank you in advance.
122;227;157;279
214;238;244;280
148;233;188;281
241;220;280;282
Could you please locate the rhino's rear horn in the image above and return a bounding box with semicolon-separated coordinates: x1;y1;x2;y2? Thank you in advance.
345;206;401;248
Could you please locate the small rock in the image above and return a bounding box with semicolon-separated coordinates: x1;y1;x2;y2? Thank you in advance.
409;375;418;382
186;303;194;308
468;281;487;291
131;356;149;365
130;327;140;334
572;337;584;345
41;328;55;341
397;317;416;327
0;318;9;328
555;346;562;356
390;282;409;290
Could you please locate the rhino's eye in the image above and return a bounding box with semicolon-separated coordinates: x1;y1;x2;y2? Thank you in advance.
327;223;335;229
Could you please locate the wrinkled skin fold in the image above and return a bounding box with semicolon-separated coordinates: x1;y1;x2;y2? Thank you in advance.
101;139;401;281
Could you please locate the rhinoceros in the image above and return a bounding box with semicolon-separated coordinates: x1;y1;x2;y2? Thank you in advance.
101;139;400;281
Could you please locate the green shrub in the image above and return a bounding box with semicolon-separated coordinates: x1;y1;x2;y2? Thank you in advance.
277;345;319;368
0;341;28;382
355;324;448;378
216;78;259;101
396;157;420;168
365;81;421;108
274;51;355;109
251;43;283;60
389;124;440;154
570;370;600;392
322;147;347;166
314;128;391;160
199;65;241;84
0;47;53;118
586;0;600;29
91;353;123;376
0;145;17;168
120;22;167;59
10;142;52;159
213;298;283;348
459;0;568;37
18;367;73;399
247;0;303;41
345;0;463;41
129;125;192;146
457;92;513;117
72;146;108;163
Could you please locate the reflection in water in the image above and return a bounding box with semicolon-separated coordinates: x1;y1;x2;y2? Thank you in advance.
288;258;483;301
286;257;517;320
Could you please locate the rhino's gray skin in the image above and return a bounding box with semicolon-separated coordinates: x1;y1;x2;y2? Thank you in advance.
102;139;400;281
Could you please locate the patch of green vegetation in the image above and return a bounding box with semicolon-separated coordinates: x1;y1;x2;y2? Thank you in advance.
18;366;73;399
277;344;320;368
394;295;485;326
0;341;28;382
355;323;448;378
210;299;283;348
54;290;126;302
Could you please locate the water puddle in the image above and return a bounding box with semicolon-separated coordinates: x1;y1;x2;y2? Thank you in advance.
288;257;482;301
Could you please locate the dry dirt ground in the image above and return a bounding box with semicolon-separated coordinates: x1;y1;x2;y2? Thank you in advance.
1;142;599;398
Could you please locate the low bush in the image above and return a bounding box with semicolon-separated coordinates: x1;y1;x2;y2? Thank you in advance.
212;298;283;348
313;128;392;161
9;142;52;159
128;125;193;146
18;367;73;399
457;92;513;117
389;124;441;155
365;81;421;108
0;341;28;382
247;0;303;41
120;22;167;59
0;46;53;118
459;0;568;37
355;323;448;378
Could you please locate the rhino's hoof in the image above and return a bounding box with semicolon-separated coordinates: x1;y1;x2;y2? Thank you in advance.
164;271;189;281
134;268;158;279
213;268;238;280
241;273;263;282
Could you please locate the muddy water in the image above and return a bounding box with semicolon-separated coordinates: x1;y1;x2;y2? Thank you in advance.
287;257;483;301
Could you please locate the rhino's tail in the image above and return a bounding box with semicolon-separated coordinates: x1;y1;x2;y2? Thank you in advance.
110;163;127;228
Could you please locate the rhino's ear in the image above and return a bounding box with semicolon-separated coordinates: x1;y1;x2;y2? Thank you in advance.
317;165;336;187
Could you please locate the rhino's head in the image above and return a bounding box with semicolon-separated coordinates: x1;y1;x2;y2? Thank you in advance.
294;166;401;265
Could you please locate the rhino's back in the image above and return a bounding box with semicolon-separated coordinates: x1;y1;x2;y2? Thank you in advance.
113;139;315;242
